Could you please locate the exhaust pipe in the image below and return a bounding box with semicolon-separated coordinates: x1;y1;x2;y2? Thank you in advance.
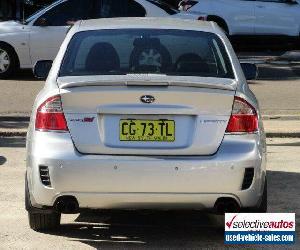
214;198;240;214
54;196;79;214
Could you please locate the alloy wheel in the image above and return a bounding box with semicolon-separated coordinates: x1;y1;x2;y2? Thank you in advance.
0;49;10;73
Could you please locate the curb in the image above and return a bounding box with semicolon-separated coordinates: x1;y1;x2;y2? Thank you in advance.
0;132;27;137
1;132;300;138
1;117;300;138
266;132;300;138
263;116;300;121
0;116;30;122
1;115;299;121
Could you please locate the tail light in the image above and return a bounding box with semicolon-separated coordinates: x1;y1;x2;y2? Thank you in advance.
226;96;258;133
35;95;68;132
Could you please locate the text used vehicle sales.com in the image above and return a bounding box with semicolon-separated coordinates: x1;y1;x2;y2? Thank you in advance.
225;213;295;244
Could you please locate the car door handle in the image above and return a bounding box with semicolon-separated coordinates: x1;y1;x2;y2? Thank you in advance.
256;5;265;8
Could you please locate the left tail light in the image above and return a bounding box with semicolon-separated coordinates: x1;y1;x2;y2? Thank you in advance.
35;95;68;132
226;96;258;133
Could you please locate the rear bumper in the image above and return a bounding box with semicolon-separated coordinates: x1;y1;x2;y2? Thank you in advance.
26;132;266;210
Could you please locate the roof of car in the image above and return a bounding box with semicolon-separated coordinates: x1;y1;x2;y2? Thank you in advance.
77;17;217;33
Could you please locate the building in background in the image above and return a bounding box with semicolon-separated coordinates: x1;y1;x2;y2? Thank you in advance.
0;0;19;20
23;0;54;17
164;0;180;8
0;0;180;21
0;0;55;21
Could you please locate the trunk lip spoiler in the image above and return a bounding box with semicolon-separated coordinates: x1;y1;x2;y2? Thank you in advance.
97;104;198;115
57;76;237;91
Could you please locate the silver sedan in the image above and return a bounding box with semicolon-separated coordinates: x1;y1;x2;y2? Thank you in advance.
25;17;267;231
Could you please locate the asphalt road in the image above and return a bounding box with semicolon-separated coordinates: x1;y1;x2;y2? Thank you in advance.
0;62;299;117
250;79;300;116
0;137;299;249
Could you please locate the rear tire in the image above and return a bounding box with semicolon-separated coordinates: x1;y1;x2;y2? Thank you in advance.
247;178;267;213
256;178;267;213
25;174;61;231
0;43;19;79
28;212;61;231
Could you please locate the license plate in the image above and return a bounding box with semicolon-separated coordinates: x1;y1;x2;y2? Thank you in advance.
119;119;175;142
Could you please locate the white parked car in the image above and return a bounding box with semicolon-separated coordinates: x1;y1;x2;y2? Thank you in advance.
185;0;300;37
0;0;201;78
26;17;266;231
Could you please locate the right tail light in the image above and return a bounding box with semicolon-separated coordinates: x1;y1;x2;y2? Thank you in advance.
226;96;258;133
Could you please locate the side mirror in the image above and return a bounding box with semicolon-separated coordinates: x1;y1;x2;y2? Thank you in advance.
241;63;258;80
33;60;53;79
35;17;49;27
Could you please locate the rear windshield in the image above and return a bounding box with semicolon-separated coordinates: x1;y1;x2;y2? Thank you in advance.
60;29;234;79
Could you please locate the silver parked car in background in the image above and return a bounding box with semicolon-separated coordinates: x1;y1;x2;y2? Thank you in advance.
26;18;267;231
0;0;202;79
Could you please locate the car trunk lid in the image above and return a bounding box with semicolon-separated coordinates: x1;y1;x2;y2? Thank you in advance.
58;76;236;156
